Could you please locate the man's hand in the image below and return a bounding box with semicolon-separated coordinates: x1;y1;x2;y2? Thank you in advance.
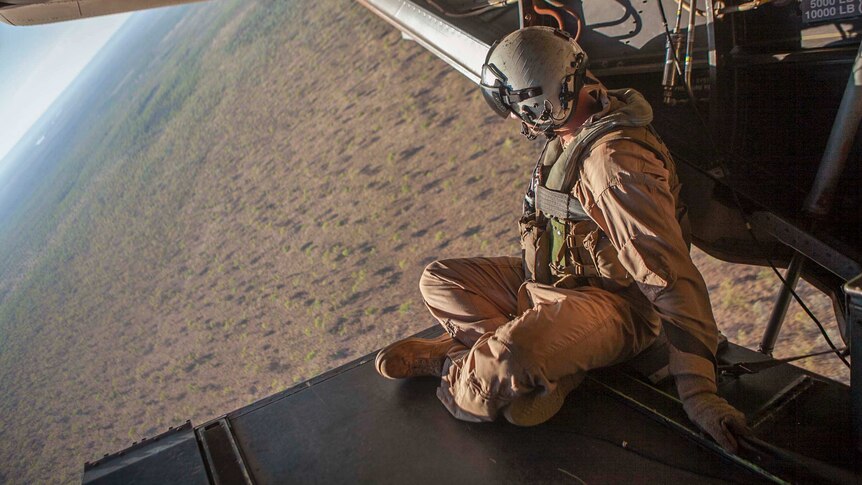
682;391;751;454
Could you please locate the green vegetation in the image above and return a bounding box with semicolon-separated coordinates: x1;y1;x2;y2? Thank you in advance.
0;1;536;481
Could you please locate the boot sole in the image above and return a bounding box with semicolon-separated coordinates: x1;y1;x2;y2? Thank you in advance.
503;373;584;427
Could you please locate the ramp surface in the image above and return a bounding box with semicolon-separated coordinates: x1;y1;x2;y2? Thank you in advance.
85;327;860;484
222;329;768;484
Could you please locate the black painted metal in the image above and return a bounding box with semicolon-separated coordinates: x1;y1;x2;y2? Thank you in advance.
717;344;858;476
846;274;862;454
81;422;208;485
760;252;805;355
82;327;860;483
224;349;766;483
747;376;814;429
749;211;861;282
804;38;862;217
587;370;785;483
197;418;254;484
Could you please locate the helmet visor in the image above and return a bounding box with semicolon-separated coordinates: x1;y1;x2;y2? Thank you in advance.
480;62;511;118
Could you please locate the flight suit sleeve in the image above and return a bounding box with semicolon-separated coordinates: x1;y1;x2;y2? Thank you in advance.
574;139;719;386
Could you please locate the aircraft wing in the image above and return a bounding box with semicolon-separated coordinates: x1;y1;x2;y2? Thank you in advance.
355;0;515;84
0;0;206;25
357;0;697;82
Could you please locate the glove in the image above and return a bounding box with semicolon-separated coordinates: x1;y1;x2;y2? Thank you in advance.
676;372;751;453
682;390;750;454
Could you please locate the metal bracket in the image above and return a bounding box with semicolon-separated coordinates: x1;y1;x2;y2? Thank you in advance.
197;418;255;485
750;211;861;281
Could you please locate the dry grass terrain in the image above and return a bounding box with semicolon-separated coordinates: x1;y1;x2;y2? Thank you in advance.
0;1;847;483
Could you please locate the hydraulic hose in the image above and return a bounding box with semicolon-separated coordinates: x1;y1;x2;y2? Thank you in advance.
543;0;583;42
681;0;707;16
716;0;774;18
534;0;565;31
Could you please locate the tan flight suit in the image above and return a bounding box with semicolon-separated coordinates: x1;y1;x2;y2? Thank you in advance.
422;88;719;422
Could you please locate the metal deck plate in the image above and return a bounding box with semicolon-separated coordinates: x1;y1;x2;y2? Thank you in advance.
84;328;860;484
82;422;208;485
222;329;769;484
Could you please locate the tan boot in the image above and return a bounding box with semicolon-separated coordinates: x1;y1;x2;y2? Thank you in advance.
502;373;584;426
375;334;457;379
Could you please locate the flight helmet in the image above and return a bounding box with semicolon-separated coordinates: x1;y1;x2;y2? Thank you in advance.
480;26;588;139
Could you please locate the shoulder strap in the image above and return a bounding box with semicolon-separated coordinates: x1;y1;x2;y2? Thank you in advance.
545;120;626;192
535;185;591;220
588;125;670;165
561;124;676;190
537;124;664;220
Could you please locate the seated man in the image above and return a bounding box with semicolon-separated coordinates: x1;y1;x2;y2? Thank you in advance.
375;26;749;453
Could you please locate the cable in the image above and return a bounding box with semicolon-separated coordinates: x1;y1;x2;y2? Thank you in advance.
543;0;584;42
716;0;775;18
682;0;708;16
544;427;741;482
668;143;850;368
653;1;851;369
656;0;700;103
750;240;851;368
658;0;683;76
718;346;849;376
533;0;565;30
683;0;698;87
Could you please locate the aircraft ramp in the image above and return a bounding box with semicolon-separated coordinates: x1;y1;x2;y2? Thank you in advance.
82;326;859;484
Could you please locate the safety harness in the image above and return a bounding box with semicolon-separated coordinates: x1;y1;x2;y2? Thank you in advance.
519;89;719;367
520;89;676;289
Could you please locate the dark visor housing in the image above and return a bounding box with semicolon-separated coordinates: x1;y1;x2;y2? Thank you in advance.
480;56;543;119
480;61;510;117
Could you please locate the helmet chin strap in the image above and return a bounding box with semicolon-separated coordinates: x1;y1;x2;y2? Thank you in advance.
517;100;565;141
519;121;559;141
520;122;540;140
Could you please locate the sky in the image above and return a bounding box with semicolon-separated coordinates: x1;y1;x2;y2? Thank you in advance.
0;12;132;171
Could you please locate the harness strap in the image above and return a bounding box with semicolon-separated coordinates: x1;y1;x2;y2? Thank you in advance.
664;323;718;367
535;185;591;221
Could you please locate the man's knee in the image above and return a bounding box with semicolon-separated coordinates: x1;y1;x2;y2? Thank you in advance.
419;259;458;298
468;335;548;399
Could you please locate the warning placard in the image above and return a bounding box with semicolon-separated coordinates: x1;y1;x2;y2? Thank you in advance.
801;0;862;24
